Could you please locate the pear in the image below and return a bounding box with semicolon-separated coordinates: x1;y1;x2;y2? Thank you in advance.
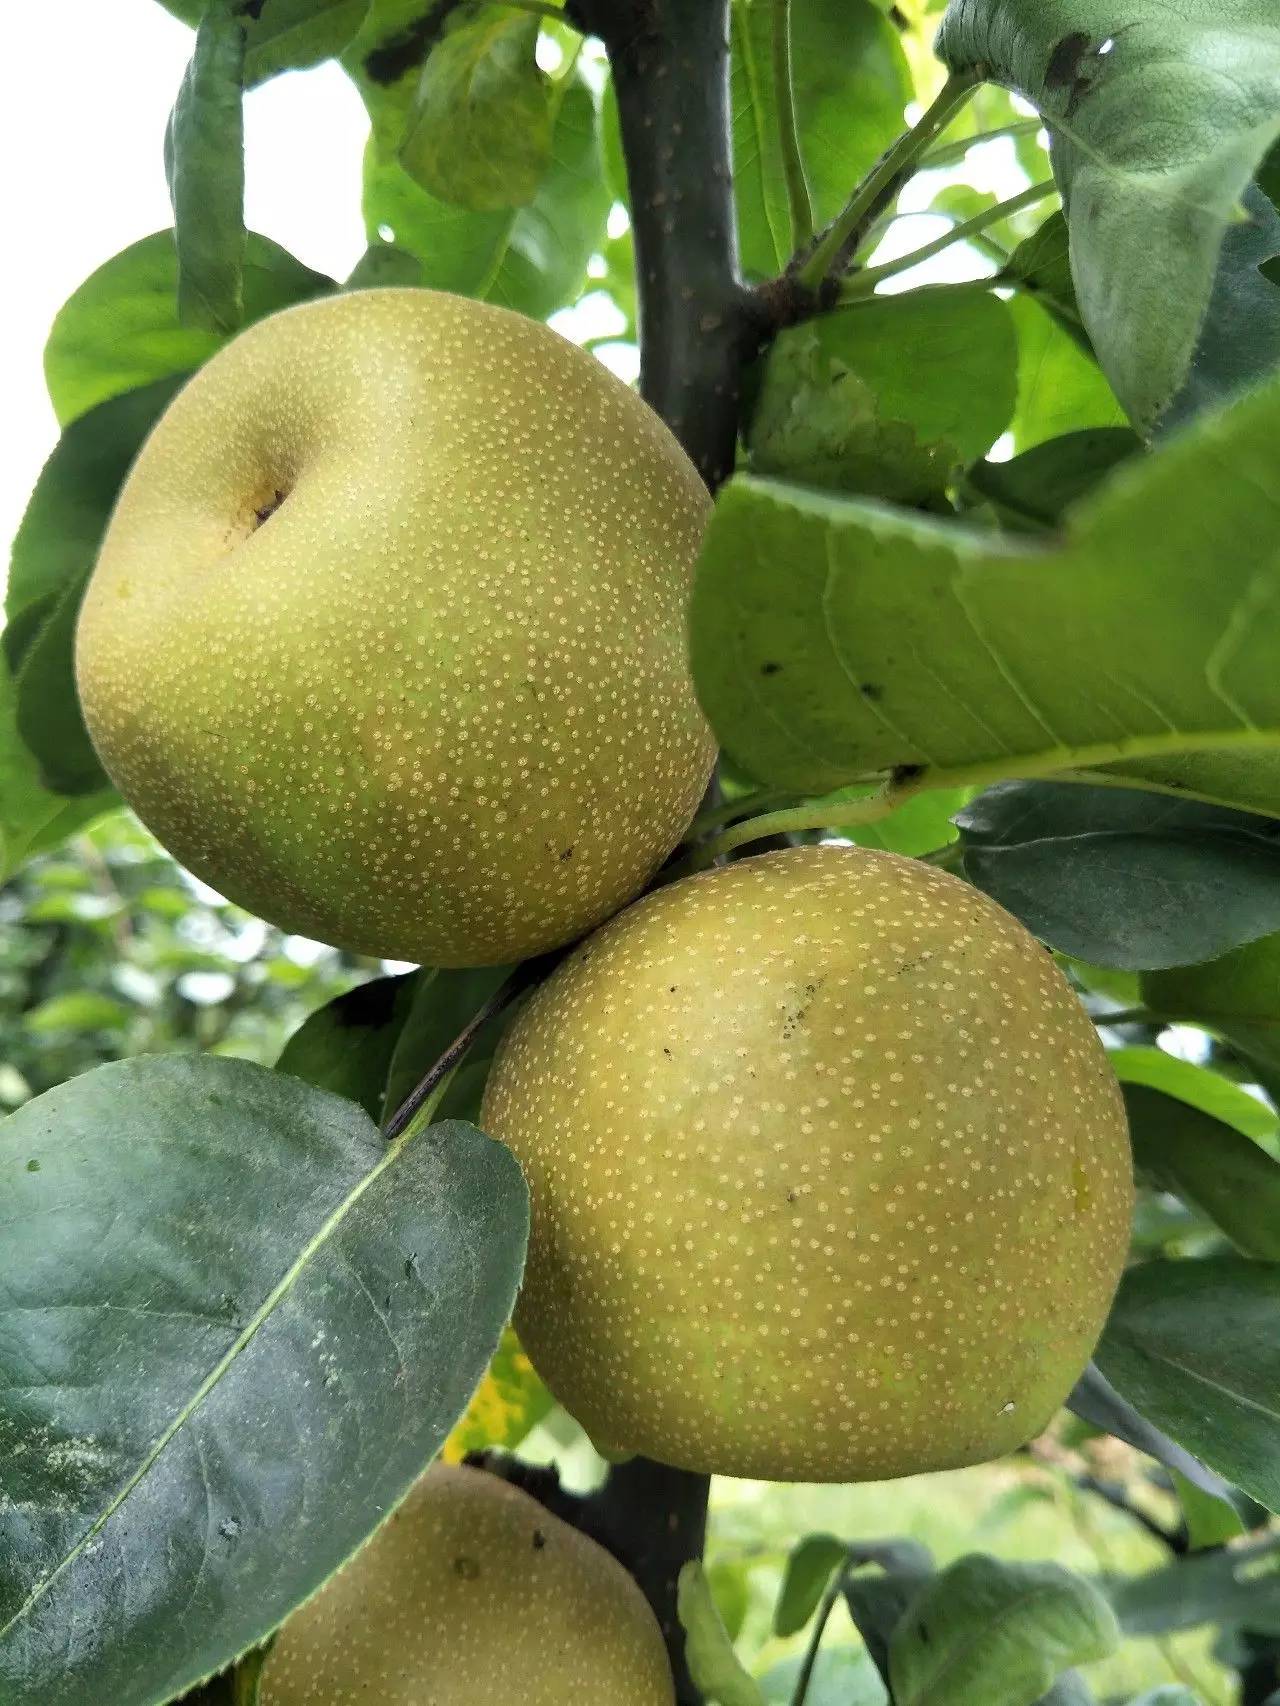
76;288;715;966
482;844;1133;1482
259;1463;674;1704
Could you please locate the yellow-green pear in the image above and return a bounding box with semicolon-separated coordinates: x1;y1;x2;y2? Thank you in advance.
75;288;715;966
259;1463;675;1705
482;844;1133;1482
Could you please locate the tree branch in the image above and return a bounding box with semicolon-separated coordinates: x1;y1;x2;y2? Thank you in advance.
571;0;762;488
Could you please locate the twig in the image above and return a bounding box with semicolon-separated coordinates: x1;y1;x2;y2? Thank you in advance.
796;69;981;293
839;180;1055;299
772;0;814;251
688;782;909;869
792;1553;853;1704
380;954;558;1142
1074;1473;1189;1555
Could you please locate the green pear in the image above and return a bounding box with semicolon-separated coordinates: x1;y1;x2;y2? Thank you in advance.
259;1463;674;1705
482;844;1133;1482
76;288;715;966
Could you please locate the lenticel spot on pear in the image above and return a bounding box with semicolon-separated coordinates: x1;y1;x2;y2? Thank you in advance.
75;287;715;967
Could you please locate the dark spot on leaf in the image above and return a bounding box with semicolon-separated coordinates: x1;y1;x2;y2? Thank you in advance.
405;1253;420;1279
1044;32;1093;88
453;1554;481;1580
859;682;884;700
25;1159;39;1172
761;660;783;676
893;763;926;784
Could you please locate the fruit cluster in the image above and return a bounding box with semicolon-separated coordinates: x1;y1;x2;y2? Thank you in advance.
76;291;1133;1702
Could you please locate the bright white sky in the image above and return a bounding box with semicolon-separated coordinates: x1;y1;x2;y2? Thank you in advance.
3;3;1026;564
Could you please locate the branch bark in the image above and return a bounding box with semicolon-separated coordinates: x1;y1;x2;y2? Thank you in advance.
572;0;761;488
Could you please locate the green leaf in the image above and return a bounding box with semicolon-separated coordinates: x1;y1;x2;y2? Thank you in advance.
956;784;1280;972
731;0;911;279
277;972;419;1118
691;372;1280;807
1002;213;1089;353
1107;1531;1280;1636
1172;1466;1246;1552
44;231;334;428
1037;1677;1096;1706
841;786;965;857
774;1534;849;1637
938;1;1280;433
381;964;514;1127
23;992;132;1034
0;674;114;880
1008;294;1128;450
8;377;188;799
747;290;1018;505
965;429;1143;533
887;1554;1119;1706
165;0;248;333
678;1561;766;1706
1126;1692;1201;1706
1125;1084;1280;1260
0;1055;528;1704
350;16;607;320
844;1555;938;1683
343;241;424;288
400;9;551;211
1095;1255;1280;1514
158;0;372;82
757;1647;888;1706
1067;1364;1235;1503
1143;930;1280;1090
1107;1048;1276;1144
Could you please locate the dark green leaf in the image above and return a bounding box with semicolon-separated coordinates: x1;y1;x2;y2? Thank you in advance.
7;378;187;800
965;429;1143;533
44;231;333;427
844;1555;938;1683
747;290;1017;505
887;1554;1119;1706
1096;1256;1280;1513
1107;1532;1280;1636
400;9;551;211
956;784;1280;971
731;0;912;278
0;673;114;880
0;1055;528;1704
1067;1364;1234;1504
343;242;423;288
277;972;419;1118
381;964;514;1127
938;1;1280;433
693;370;1280;806
774;1534;848;1637
166;0;247;333
1125;1084;1280;1260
